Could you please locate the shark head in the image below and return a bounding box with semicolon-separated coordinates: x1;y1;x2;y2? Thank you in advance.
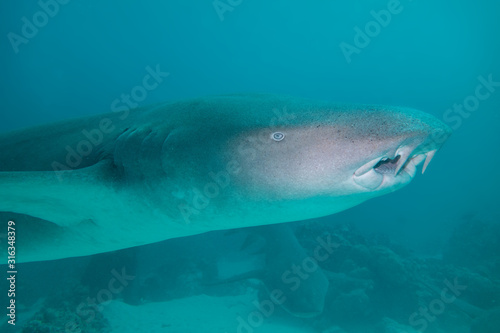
224;100;452;207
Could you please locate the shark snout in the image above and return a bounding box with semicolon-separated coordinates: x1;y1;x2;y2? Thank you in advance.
352;119;452;191
353;143;436;190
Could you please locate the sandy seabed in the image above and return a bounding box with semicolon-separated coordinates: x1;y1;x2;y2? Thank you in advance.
102;292;318;333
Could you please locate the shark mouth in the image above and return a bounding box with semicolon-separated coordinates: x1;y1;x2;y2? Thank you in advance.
353;148;437;190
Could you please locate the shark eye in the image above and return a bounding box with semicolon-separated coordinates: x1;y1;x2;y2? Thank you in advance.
271;132;285;141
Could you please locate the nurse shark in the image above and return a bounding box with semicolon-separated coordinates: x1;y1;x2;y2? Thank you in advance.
0;94;451;262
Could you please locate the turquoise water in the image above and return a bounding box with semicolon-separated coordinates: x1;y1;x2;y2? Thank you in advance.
1;1;500;332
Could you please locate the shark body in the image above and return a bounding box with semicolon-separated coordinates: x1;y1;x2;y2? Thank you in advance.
0;94;451;262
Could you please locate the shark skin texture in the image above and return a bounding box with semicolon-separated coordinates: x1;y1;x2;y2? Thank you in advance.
0;94;452;262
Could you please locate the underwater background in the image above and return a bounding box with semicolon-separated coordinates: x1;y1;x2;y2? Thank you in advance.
1;0;500;332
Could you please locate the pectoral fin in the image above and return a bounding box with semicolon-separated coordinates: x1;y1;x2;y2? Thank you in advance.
0;160;118;227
